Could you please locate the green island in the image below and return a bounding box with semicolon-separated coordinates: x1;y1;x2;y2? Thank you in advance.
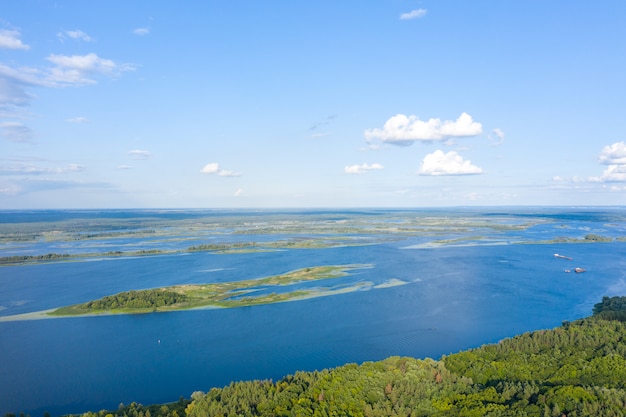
45;264;373;317
0;238;387;267
529;233;617;245
10;296;625;417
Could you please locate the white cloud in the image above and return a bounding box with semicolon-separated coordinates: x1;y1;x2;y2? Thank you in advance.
200;163;220;174
0;121;33;142
201;163;242;177
234;188;243;196
218;170;241;177
47;54;115;72
133;28;150;36
400;9;427;20
344;163;384;174
117;165;133;170
0;53;135;89
0;63;49;88
0;29;29;50
364;112;483;144
599;141;626;165
489;128;505;146
418;150;483;176
57;30;93;42
46;53;136;85
583;142;626;183
65;116;89;123
128;150;152;160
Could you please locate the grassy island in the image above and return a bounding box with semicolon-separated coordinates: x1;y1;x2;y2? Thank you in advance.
47;264;372;317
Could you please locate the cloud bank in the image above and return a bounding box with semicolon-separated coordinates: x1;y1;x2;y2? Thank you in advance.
365;112;482;145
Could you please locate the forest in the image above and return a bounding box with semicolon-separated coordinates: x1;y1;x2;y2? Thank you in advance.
72;289;188;311
6;296;626;417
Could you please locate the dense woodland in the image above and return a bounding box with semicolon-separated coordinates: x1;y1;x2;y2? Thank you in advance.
77;289;189;311
6;296;626;417
47;289;189;315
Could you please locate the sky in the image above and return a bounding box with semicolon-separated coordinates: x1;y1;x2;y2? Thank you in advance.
1;1;625;209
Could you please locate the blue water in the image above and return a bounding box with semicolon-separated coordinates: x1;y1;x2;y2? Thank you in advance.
1;208;626;416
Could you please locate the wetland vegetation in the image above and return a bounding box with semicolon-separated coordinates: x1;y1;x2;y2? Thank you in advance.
43;264;373;317
2;210;624;266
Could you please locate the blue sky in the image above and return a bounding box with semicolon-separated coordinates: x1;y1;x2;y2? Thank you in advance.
1;1;625;208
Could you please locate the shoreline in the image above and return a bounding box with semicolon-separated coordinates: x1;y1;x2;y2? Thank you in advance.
0;309;66;322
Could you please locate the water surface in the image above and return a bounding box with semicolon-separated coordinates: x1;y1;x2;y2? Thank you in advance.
1;208;625;415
